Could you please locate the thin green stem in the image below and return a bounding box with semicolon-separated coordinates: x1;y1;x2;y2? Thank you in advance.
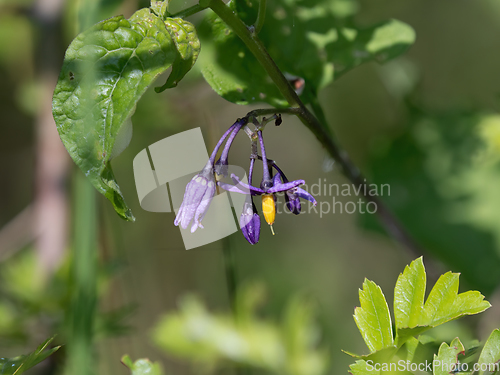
254;0;267;34
170;3;209;18
207;0;423;257
209;0;302;110
65;172;97;375
222;238;237;313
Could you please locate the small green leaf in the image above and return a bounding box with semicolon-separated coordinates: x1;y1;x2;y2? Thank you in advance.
353;279;394;353
342;347;397;363
478;329;500;375
349;360;381;375
52;9;179;221
394;257;426;331
433;338;464;375
0;336;60;375
121;355;164;375
156;18;200;91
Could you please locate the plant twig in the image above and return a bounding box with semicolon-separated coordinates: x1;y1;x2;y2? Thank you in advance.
170;3;209;18
254;0;267;34
208;0;424;258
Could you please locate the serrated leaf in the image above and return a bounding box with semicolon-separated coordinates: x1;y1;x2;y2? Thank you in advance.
199;0;414;106
478;329;500;375
433;338;464;375
353;279;394;353
52;8;179;221
422;272;490;327
156;18;200;91
394;258;490;347
0;336;60;375
121;355;164;375
394;257;426;331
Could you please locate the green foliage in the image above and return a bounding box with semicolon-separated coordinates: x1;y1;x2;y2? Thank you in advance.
0;336;60;375
52;7;200;221
349;258;490;358
349;331;500;375
365;112;500;294
347;258;492;374
199;0;415;106
121;355;164;375
152;284;328;375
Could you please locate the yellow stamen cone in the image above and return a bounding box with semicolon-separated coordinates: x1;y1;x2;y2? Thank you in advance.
262;194;276;226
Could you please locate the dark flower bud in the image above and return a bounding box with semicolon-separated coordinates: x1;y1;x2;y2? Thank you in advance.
240;200;261;245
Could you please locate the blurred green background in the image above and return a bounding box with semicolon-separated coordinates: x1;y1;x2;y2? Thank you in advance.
1;0;500;373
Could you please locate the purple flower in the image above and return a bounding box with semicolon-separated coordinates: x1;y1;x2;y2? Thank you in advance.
174;162;216;233
218;130;316;232
239;199;260;245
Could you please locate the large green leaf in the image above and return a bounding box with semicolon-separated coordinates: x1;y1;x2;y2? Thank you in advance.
53;8;199;220
0;336;60;375
353;279;394;353
121;355;164;375
199;0;415;106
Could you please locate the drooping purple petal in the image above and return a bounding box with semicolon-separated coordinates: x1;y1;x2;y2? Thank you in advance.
267;179;304;194
217;181;250;195
295;187;317;206
174;172;216;231
219;173;265;195
190;180;216;232
285;190;301;215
